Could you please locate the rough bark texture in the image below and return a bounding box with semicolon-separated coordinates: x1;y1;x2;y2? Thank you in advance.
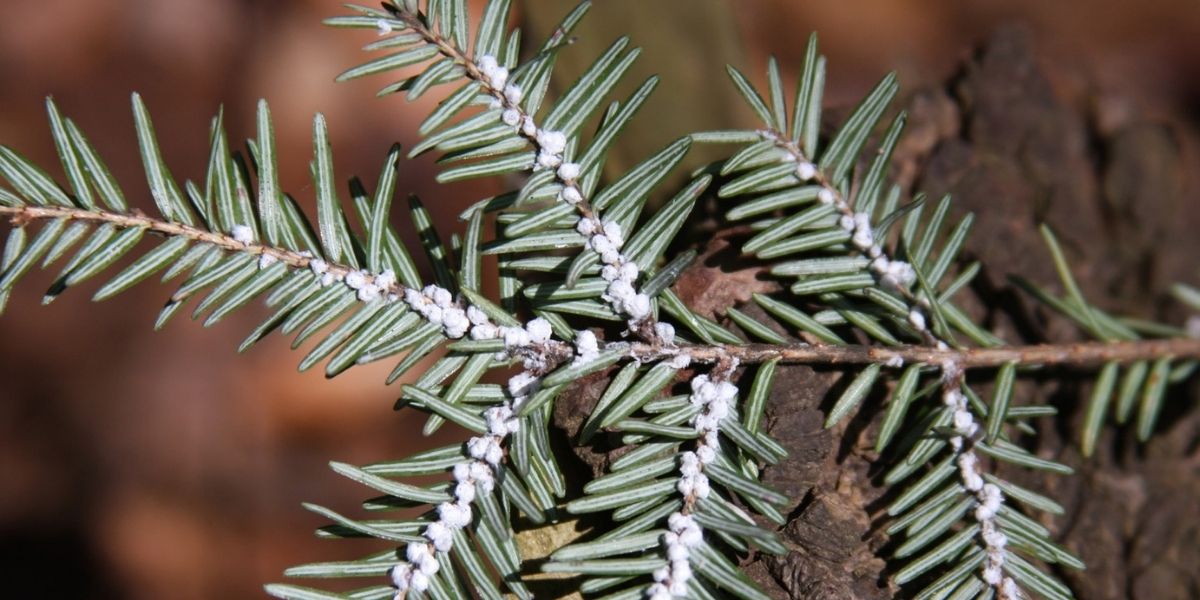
555;25;1200;599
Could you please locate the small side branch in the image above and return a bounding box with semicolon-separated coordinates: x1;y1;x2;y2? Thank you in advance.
5;204;331;271
6;204;1198;372
1;204;410;299
640;338;1200;369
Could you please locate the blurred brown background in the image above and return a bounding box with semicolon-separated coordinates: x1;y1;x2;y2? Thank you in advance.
1;1;1198;598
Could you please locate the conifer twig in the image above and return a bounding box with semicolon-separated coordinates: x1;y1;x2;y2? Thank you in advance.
642;338;1200;369
3;205;319;266
9;204;1196;371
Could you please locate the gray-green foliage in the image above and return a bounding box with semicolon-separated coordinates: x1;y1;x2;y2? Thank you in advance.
0;2;1197;599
